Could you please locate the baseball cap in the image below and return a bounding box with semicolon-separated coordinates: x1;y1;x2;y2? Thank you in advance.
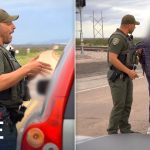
121;14;140;25
0;9;19;23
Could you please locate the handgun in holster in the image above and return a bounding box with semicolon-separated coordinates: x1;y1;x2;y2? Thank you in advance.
109;54;127;82
109;68;122;82
10;105;27;124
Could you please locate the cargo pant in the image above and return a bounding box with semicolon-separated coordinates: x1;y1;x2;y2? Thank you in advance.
107;75;133;134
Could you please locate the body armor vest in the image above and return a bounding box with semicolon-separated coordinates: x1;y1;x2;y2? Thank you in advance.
108;30;138;68
0;46;30;109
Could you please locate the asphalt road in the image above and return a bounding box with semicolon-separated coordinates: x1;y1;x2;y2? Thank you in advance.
76;62;108;78
76;76;149;137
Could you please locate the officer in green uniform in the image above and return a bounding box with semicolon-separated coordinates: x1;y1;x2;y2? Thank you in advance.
0;9;51;149
107;15;140;134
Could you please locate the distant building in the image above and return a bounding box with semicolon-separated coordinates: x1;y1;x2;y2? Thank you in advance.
53;45;59;50
27;48;30;54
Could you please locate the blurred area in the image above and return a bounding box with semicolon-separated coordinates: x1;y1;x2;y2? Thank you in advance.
13;44;64;130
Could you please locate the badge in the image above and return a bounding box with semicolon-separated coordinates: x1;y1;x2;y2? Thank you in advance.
112;38;120;45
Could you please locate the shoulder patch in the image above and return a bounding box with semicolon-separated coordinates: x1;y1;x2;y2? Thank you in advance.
112;38;120;45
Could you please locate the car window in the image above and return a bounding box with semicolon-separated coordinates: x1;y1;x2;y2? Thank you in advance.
64;82;74;119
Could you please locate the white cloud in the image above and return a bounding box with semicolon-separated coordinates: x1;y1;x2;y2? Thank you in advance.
76;0;150;38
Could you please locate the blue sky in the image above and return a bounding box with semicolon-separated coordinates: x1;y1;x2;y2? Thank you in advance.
76;0;150;38
1;0;74;44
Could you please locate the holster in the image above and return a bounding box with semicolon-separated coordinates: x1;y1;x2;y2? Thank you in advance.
109;66;128;82
9;105;27;124
109;70;121;82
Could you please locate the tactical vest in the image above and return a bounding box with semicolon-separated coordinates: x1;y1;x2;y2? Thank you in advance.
108;30;138;68
0;46;30;109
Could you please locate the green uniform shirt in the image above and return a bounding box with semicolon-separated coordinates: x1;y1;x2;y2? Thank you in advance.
0;49;13;74
0;47;22;108
0;50;5;74
107;29;130;79
108;28;128;54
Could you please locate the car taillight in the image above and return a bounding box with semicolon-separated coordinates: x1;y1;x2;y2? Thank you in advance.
26;128;44;148
43;143;59;150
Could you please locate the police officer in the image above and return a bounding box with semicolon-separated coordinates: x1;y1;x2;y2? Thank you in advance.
0;9;51;149
107;15;140;134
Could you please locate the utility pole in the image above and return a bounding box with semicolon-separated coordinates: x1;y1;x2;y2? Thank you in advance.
76;0;86;54
93;11;95;38
101;11;104;38
79;6;84;54
91;10;104;39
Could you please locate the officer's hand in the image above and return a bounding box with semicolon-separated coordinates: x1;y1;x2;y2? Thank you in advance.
127;69;138;80
23;60;52;76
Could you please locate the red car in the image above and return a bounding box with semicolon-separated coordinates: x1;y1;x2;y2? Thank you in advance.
17;41;74;150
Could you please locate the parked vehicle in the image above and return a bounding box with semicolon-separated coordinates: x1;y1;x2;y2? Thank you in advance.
17;41;74;150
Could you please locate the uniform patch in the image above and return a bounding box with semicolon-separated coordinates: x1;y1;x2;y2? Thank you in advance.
112;38;120;45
